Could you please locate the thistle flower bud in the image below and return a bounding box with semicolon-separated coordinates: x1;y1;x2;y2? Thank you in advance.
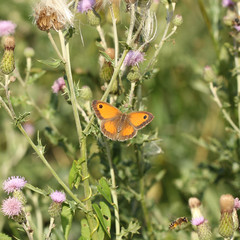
192;217;212;240
34;0;73;31
218;194;235;238
232;208;239;230
189;197;203;219
79;85;93;100
48;202;62;217
203;66;215;82
48;191;66;218
127;66;141;82
100;62;114;82
172;14;183;27
87;10;101;26
24;47;35;58
13;190;27;205
0;36;15;75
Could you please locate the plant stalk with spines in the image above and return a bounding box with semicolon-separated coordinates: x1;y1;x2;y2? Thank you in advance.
58;30;98;239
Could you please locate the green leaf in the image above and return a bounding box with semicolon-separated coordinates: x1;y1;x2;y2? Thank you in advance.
37;58;62;68
97;177;113;205
25;183;47;196
27;70;46;84
119;220;141;239
93;202;111;239
99;51;114;65
61;204;73;240
0;233;12;240
80;218;90;240
14;112;30;125
69;158;84;189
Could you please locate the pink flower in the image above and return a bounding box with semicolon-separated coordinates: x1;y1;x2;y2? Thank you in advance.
3;176;27;194
77;0;95;13
191;216;205;226
234;25;240;32
1;197;22;217
52;77;66;94
234;198;240;210
23;122;35;137
222;0;234;7
0;20;16;37
124;51;144;66
50;191;66;203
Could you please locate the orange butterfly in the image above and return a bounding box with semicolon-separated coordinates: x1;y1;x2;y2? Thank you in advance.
92;100;154;141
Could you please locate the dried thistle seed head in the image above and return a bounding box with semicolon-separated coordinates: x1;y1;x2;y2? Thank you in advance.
3;36;15;50
189;197;201;208
34;0;73;31
220;194;234;213
105;48;115;60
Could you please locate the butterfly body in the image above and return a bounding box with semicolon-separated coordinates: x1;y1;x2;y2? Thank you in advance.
92;100;154;141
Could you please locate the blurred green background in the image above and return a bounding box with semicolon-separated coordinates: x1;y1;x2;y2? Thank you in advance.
0;0;238;239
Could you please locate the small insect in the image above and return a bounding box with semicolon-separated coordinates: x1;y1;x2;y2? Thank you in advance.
92;100;154;141
169;217;189;230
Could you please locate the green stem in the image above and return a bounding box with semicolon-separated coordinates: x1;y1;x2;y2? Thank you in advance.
136;146;154;240
46;217;55;240
96;25;107;50
126;3;136;45
142;4;176;78
22;222;34;240
109;3;119;66
104;139;120;239
58;30;98;239
209;82;240;136
197;0;220;59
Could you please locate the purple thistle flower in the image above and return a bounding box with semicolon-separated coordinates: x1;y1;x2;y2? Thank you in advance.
0;20;16;37
1;197;22;217
222;0;234;7
235;197;240;210
23;122;35;137
124;51;144;66
3;176;27;194
191;216;205;226
50;191;66;203
52;77;66;94
77;0;95;13
234;25;240;32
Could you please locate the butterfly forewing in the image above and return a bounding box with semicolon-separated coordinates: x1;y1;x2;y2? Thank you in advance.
92;100;122;120
128;112;154;130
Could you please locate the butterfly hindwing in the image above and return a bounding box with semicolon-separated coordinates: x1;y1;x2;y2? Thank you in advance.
118;120;137;141
92;100;122;120
128;112;154;130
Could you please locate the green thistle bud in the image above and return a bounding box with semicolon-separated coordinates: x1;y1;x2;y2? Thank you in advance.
232;208;239;230
13;190;27;205
172;15;183;27
218;194;235;238
48;202;62;218
79;85;92;100
87;10;101;26
100;62;114;82
24;47;35;58
127;66;141;82
197;221;212;240
0;36;15;75
203;66;215;82
13;211;26;224
110;79;118;94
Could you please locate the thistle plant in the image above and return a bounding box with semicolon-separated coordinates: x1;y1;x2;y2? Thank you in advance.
0;0;183;239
